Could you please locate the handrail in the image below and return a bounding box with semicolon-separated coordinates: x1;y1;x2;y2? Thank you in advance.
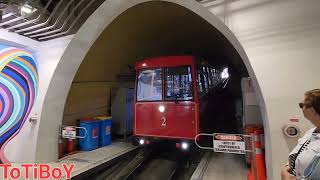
194;133;215;150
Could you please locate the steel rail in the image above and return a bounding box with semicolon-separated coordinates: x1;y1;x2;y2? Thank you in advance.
6;0;54;30
24;0;77;36
0;14;28;26
38;0;95;40
14;0;65;33
190;151;211;180
0;0;41;26
0;0;15;21
1;12;15;20
29;0;87;38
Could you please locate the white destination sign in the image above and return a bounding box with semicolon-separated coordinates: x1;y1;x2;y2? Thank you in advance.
213;133;245;154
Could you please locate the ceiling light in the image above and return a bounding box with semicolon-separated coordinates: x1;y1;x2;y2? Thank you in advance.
221;67;229;79
21;2;37;16
21;4;33;14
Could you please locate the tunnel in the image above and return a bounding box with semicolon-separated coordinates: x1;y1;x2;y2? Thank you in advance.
37;0;268;175
62;1;250;133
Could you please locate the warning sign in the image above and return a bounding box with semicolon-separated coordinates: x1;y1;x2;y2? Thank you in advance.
213;133;245;154
62;126;76;139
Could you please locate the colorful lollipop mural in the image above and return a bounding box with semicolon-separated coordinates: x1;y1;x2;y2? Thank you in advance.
0;45;38;161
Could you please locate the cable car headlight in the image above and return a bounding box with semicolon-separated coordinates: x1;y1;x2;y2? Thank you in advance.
158;105;165;113
139;139;145;145
181;142;189;150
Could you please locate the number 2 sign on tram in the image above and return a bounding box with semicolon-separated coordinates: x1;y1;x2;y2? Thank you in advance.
213;133;245;154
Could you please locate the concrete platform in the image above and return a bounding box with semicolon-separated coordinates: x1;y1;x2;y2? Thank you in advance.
56;141;137;179
191;151;249;180
0;141;137;180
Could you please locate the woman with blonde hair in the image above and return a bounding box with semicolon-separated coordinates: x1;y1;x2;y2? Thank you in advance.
281;89;320;180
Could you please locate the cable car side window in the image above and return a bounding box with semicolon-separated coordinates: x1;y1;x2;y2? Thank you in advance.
212;68;222;87
137;68;163;101
196;65;205;96
207;67;212;88
165;66;193;101
202;66;209;93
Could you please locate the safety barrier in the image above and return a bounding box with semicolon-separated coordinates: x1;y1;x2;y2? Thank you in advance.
194;131;266;180
244;124;264;165
247;131;266;180
59;125;87;157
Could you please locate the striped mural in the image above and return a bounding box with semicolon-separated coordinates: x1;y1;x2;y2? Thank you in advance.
0;45;38;148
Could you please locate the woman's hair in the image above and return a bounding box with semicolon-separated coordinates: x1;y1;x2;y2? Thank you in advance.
305;89;320;115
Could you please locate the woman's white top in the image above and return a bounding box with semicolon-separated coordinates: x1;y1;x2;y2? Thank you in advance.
289;127;320;180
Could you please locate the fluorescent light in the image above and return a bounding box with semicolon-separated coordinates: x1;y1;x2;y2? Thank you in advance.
21;5;33;14
21;3;38;15
221;67;229;79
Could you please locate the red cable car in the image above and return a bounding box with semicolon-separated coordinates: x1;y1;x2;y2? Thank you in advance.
134;56;225;148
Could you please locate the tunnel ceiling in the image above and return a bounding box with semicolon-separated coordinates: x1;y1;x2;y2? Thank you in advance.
0;0;106;41
74;1;248;82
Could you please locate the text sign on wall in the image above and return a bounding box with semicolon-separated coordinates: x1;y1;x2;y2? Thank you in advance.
62;126;76;139
213;133;245;154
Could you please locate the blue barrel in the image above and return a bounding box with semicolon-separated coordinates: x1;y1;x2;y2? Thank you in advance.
97;117;112;147
79;120;99;151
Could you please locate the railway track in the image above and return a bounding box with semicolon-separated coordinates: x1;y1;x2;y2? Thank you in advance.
88;141;205;180
124;142;205;180
189;151;212;180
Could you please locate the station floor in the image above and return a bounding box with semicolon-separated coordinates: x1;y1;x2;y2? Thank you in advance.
191;151;248;180
0;141;136;180
56;141;137;179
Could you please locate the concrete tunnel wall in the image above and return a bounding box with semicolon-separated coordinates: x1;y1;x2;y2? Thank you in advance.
62;1;248;127
31;0;320;180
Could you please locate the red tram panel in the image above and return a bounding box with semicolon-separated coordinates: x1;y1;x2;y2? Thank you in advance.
134;56;223;145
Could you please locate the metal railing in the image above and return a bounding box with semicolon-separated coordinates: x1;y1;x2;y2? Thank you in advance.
0;0;103;41
194;133;259;180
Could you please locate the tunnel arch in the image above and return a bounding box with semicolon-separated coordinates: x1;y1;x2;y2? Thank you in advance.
37;0;271;177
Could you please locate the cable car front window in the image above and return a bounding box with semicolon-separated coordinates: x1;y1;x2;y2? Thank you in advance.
165;66;193;101
137;68;163;101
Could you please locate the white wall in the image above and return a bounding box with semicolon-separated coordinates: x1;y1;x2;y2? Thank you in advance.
0;29;73;162
203;0;320;179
